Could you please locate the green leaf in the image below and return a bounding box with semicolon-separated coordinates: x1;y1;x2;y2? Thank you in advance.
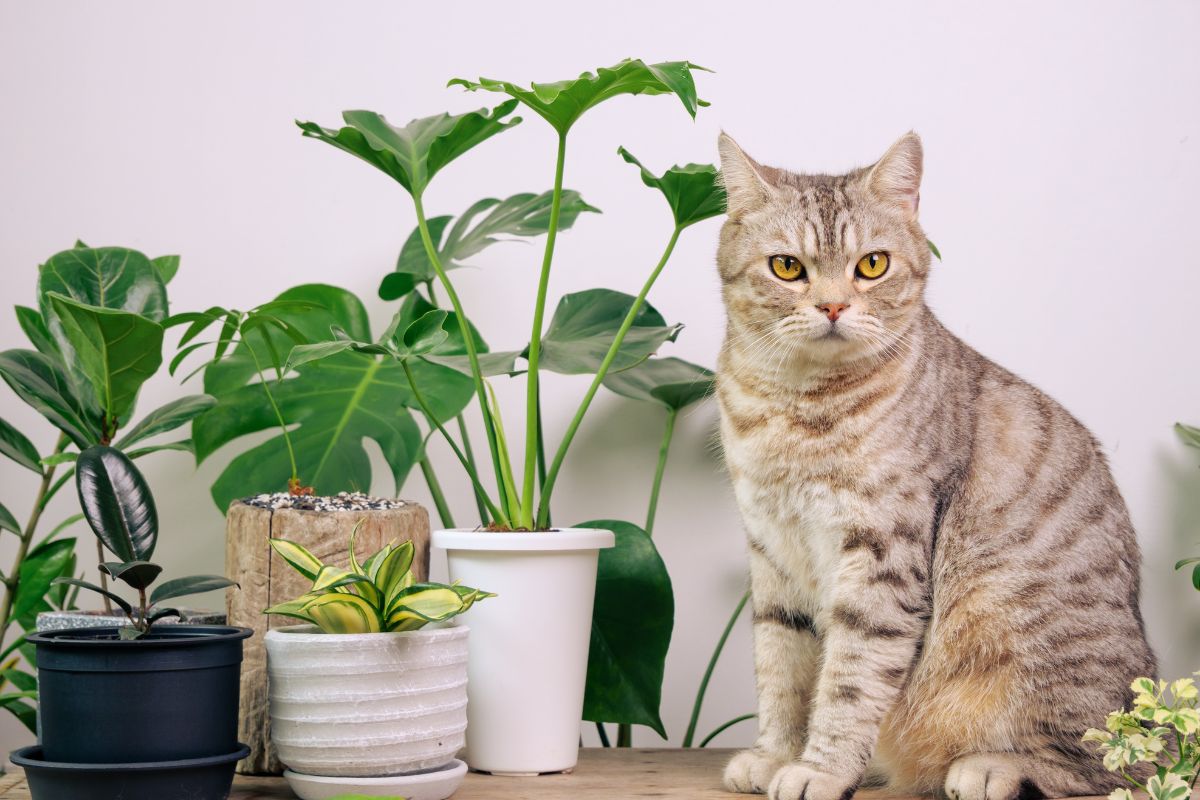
298;101;521;197
151;255;180;285
618;147;724;229
303;592;381;634
47;294;164;424
373;540;415;601
14;306;58;358
51;578;132;616
116;394;217;449
269;539;325;581
75;445;158;562
0;503;19;535
385;585;467;631
385;191;599;287
401;310;450;356
148;575;237;605
450;59;710;135
0;349;100;448
1;669;36;693
196;285;470;510
0;417;42;473
602;357;714;411
579;519;673;738
125;440;193;459
1176;423;1200;450
100;560;163;591
1193;563;1200;592
927;239;942;260
0;694;37;734
13;538;76;628
40;452;77;467
536;289;681;375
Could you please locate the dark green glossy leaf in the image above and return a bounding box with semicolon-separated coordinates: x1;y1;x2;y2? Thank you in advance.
149;575;237;606
47;294;164;424
579;519;673;737
0;349;100;448
51;578;132;616
536;289;681;375
385;191;599;287
1176;423;1200;450
0;503;19;535
298;101;521;197
147;607;181;624
14;306;57;357
602;357;714;410
618;147;724;229
116;394;217;449
0;416;42;473
75;445;158;562
100;560;163;591
151;254;180;284
450;59;710;135
195;285;471;510
14;539;76;628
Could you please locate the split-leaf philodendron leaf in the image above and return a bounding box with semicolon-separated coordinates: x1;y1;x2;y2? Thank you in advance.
449;58;710;135
194;284;474;510
618;147;726;229
602;356;714;411
297;101;521;197
534;289;682;375
580;519;673;738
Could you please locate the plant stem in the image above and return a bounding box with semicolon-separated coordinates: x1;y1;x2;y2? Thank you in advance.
617;724;632;748
683;590;750;748
244;338;300;485
595;722;611;748
0;434;68;652
95;540;112;613
456;415;489;526
536;390;549;528
644;408;678;537
418;455;455;529
520;133;568;530
699;713;757;748
536;225;683;528
413;194;509;519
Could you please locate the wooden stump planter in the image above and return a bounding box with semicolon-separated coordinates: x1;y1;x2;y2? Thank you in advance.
225;495;431;775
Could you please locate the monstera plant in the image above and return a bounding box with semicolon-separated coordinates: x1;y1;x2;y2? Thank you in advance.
0;243;214;729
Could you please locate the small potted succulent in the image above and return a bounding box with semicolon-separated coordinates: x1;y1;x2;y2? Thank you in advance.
10;445;250;800
264;529;491;800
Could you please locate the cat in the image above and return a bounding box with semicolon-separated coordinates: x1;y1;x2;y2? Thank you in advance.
714;131;1155;800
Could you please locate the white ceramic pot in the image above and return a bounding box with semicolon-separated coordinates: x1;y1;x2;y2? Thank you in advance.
264;625;469;777
433;527;615;776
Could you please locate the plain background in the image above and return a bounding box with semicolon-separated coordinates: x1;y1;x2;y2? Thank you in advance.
1;0;1198;757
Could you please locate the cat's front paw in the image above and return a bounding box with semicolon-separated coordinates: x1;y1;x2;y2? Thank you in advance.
768;762;858;800
724;748;786;794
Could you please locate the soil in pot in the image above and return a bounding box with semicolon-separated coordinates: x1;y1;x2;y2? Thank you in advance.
30;625;252;764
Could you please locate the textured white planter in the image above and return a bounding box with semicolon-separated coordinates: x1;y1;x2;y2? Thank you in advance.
265;625;468;777
433;527;615;776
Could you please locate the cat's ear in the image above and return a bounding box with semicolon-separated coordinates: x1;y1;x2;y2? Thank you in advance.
718;132;778;217
866;132;923;218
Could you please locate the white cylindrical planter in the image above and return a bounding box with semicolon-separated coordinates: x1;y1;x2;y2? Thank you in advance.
433;528;615;776
265;625;468;777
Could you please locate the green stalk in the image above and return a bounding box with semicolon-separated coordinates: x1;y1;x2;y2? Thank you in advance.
683;590;750;748
244;338;300;485
536;225;683;528
413;195;510;518
401;360;507;526
699;713;757;748
617;724;632;748
520;133;568;529
644;408;678;537
418;456;455;529
595;722;611;748
456;415;489;526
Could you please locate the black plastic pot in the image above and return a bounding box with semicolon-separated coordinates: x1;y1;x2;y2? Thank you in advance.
10;744;249;800
28;625;252;764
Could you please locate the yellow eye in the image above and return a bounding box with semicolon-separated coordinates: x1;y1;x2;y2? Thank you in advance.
769;255;805;282
856;252;890;279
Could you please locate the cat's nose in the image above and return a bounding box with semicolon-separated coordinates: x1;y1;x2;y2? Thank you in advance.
816;302;849;322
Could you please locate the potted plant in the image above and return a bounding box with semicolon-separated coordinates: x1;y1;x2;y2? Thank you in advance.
263;529;490;800
9;445;249;800
291;57;724;774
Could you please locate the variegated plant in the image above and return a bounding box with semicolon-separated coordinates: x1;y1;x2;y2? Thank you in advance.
263;530;492;634
1083;676;1200;800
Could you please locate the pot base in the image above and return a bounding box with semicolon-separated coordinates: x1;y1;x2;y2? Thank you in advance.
284;758;467;800
10;743;249;800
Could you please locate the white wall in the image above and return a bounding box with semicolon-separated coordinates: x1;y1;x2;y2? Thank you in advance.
1;0;1198;757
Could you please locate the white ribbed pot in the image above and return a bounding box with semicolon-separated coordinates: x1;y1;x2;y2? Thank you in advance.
264;625;468;777
433;527;615;776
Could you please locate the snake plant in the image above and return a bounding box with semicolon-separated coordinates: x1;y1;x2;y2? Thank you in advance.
264;530;492;633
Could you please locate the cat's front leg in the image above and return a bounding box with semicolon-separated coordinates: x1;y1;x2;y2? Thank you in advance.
770;521;931;800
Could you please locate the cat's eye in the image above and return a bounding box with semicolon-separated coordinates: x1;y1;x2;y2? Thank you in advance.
856;252;890;280
769;255;805;282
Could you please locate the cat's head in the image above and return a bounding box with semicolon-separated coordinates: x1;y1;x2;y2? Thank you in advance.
716;132;931;369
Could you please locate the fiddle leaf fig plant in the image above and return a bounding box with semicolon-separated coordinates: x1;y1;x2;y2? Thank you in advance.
264;529;493;634
53;446;237;639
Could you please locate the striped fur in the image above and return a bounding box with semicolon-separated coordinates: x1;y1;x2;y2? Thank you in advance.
715;133;1154;800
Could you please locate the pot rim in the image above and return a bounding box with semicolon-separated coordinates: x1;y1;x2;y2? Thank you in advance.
10;743;250;772
26;625;252;648
432;527;615;552
265;623;468;642
284;757;466;785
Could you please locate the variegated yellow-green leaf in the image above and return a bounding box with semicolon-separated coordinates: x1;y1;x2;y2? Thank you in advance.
263;595;318;624
304;593;381;634
269;538;325;582
362;543;393;582
374;540;415;600
311;564;369;593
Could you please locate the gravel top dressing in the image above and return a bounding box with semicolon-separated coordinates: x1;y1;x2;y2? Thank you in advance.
241;491;408;512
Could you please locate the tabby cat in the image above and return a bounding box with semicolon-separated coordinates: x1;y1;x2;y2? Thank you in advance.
714;132;1154;800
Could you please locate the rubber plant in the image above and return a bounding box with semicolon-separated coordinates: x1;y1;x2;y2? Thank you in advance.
53;445;237;639
291;58;724;745
0;244;215;729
